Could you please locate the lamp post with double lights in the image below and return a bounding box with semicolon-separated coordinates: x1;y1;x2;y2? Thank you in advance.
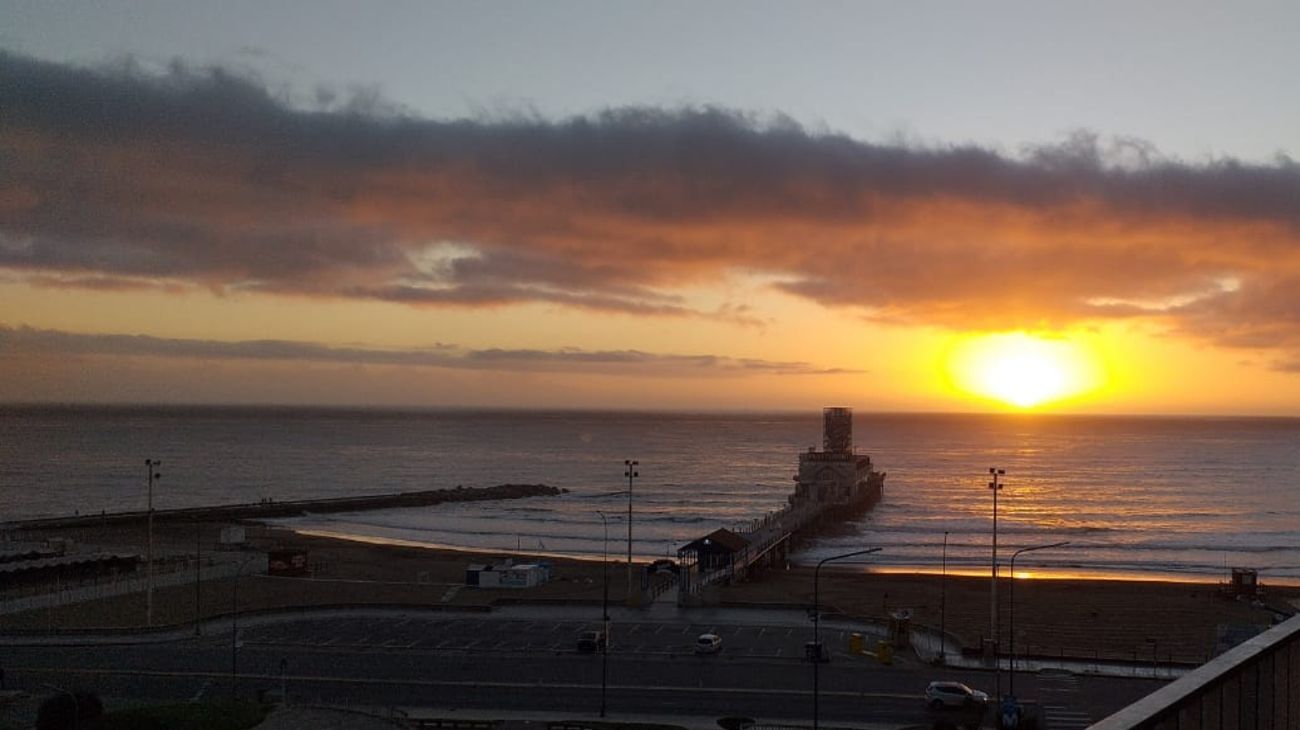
1008;541;1069;696
812;547;881;730
230;555;259;698
145;458;161;626
596;510;610;717
940;531;949;664
623;459;637;603
988;467;1004;646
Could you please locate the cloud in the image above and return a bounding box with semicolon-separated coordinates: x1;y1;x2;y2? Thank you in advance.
4;51;1300;362
0;324;858;377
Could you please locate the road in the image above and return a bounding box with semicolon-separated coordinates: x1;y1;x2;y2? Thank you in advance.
1;609;1164;727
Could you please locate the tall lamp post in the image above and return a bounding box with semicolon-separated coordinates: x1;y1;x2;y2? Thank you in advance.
230;556;258;698
623;460;638;603
1008;541;1069;696
145;458;161;626
988;467;1004;647
812;547;881;730
596;510;610;717
939;531;949;665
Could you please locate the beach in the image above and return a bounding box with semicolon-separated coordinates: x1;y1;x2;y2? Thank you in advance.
7;522;1295;668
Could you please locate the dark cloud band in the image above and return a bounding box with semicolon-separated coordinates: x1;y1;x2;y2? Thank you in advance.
0;324;858;377
4;51;1300;363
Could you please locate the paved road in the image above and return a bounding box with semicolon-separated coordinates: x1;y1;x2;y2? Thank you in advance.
1;609;1163;726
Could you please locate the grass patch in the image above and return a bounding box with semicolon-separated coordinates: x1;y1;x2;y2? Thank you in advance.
102;700;269;730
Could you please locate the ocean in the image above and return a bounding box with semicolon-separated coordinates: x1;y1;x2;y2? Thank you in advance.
2;405;1298;584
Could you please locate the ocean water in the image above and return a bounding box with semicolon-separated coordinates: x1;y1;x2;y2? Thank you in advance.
2;405;1298;584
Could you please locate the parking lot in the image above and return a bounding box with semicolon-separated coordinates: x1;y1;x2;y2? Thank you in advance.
239;614;883;661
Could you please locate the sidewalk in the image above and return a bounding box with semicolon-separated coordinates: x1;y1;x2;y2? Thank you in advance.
254;705;406;729
391;705;905;730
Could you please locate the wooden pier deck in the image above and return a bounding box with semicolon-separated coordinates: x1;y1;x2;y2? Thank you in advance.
675;469;885;602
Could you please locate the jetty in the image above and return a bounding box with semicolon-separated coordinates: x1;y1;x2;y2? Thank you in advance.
9;483;564;531
674;407;885;604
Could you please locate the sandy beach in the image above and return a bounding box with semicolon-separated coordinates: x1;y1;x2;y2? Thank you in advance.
7;520;1296;669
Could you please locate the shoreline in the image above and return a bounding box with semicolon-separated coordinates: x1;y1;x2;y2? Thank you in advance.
284;526;1300;589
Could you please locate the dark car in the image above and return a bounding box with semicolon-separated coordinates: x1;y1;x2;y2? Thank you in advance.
577;630;607;653
649;558;678;574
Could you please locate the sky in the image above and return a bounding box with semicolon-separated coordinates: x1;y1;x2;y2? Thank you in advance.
3;1;1300;414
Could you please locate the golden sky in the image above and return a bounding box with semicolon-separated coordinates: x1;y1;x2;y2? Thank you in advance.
3;50;1300;414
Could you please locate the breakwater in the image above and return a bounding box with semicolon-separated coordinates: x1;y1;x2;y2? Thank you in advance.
11;484;565;530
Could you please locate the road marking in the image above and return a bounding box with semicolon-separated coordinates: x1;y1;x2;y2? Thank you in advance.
9;665;921;700
190;680;212;702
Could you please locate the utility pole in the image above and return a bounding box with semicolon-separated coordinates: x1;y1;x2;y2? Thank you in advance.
940;530;948;664
194;517;202;636
145;458;161;626
623;459;638;604
989;466;1005;697
597;511;610;717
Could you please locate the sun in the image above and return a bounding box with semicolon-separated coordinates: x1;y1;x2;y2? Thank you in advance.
943;332;1101;409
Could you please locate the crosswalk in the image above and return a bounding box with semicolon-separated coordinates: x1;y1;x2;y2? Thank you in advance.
1038;671;1092;730
1040;704;1092;730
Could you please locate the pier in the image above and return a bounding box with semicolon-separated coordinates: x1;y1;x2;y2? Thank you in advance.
675;407;885;604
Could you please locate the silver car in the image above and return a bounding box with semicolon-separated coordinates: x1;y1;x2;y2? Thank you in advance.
695;633;722;654
925;681;989;710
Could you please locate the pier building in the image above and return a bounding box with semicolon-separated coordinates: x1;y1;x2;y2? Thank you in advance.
675;407;885;604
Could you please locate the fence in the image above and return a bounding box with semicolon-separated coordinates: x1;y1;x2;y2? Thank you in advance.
0;555;246;615
1092;613;1300;729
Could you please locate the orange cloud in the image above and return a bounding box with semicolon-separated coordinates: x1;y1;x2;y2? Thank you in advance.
3;51;1300;365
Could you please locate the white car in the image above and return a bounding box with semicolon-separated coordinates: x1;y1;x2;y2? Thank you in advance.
695;633;723;654
925;681;989;710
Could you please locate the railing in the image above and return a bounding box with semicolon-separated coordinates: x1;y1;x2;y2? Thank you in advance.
0;555;246;615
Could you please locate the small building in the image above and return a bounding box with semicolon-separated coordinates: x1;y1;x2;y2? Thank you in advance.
219;526;247;548
465;560;550;588
1223;567;1261;597
676;528;751;595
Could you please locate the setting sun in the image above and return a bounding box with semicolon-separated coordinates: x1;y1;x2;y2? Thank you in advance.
943;332;1103;409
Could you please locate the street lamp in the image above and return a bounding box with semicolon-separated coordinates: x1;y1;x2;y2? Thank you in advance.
230;556;259;698
939;531;949;665
988;467;1005;701
988;467;1004;648
1008;541;1069;696
145;458;161;627
812;547;881;730
596;510;610;718
623;459;638;603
